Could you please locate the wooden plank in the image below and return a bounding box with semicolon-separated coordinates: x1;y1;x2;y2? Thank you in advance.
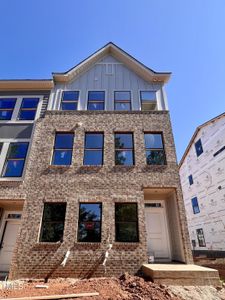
0;292;99;300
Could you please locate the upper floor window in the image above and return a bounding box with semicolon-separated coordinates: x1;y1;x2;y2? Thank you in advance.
52;133;74;166
40;203;67;243
144;133;166;165
115;203;139;242
196;228;206;247
188;175;193;185
140;91;157;111
115;133;134;165
84;133;104;165
114;91;131;111
195;139;203;157
18;98;39;120
192;197;200;214
87;91;105;110
0;98;17;120
2;142;29;177
61;91;79;110
78;203;102;242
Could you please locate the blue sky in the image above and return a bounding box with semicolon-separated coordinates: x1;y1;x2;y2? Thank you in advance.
0;0;225;161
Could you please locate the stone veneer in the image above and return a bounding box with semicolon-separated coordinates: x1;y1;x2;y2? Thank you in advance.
0;110;193;279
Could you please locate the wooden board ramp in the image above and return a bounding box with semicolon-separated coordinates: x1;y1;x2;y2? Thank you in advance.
0;292;99;300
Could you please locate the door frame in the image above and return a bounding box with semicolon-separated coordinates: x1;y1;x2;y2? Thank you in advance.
145;199;172;262
0;211;22;252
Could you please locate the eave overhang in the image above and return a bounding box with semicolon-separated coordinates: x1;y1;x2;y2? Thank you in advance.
0;80;53;91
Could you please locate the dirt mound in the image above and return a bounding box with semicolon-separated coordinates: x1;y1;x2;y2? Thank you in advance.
0;273;181;300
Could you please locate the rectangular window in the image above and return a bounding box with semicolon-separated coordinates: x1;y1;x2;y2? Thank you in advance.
114;91;131;111
0;98;17;120
18;98;39;120
214;145;225;157
0;143;2;155
144;133;166;165
115;133;134;165
78;203;102;242
83;133;104;165
40;203;66;243
195;139;203;157
140;91;157;111
52;133;74;165
192;197;200;214
196;228;206;247
115;203;138;242
87;91;105;110
61;91;79;110
188;175;194;185
2;142;29;177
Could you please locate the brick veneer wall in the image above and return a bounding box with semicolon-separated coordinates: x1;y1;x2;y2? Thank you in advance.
0;110;193;279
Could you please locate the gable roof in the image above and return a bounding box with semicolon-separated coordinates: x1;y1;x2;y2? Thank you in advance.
179;111;225;168
52;42;171;84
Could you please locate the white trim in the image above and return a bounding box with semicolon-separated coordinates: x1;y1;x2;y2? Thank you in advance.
0;210;22;246
145;199;172;261
0;138;32;181
0;95;44;123
56;89;81;111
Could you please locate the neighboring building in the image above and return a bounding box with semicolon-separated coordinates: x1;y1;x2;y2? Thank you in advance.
0;43;193;280
179;113;225;258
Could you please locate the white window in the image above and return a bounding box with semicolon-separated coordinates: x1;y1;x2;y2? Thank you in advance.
0;139;30;179
0;95;43;122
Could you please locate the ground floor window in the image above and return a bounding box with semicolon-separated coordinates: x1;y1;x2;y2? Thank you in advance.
196;228;206;247
40;203;66;243
78;203;102;242
115;203;138;242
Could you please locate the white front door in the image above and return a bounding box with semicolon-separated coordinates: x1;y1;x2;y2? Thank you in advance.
0;212;22;272
145;201;171;262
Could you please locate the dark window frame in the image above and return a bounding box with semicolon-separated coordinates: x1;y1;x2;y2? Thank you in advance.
114;132;135;166
51;132;74;166
144;132;166;165
39;202;67;243
115;203;139;243
61;91;79;111
114;91;132;111
195;139;203;157
2;142;29;177
83;132;104;166
188;174;194;185
196;228;206;247
191;197;200;214
0;98;17;120
87;91;105;111
77;202;102;243
18;97;39;120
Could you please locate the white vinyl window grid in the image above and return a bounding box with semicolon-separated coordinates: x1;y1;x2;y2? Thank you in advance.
0;138;31;181
0;95;44;123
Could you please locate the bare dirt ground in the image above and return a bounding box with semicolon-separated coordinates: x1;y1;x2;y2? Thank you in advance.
0;273;181;300
0;273;224;300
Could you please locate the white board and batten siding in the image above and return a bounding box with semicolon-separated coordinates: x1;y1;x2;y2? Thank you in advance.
48;55;168;111
179;115;225;251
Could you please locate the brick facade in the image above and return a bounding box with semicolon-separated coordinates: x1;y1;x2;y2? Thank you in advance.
0;110;193;280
